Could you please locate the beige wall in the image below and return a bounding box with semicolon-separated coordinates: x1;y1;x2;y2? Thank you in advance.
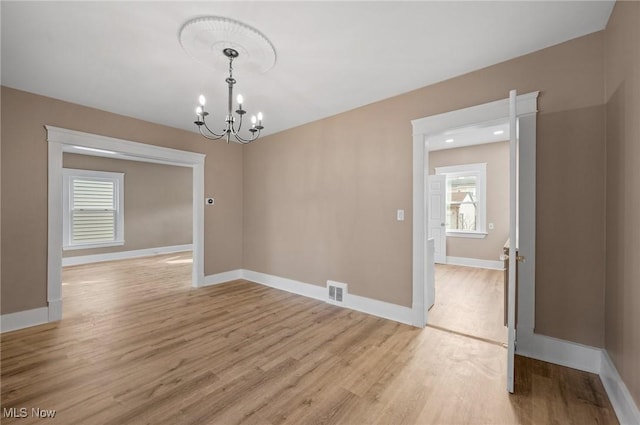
1;87;243;315
62;154;192;257
244;32;606;347
243;115;413;307
604;1;640;407
429;141;509;262
0;90;3;302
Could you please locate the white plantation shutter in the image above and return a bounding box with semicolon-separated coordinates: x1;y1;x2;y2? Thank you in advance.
71;178;116;243
63;169;124;249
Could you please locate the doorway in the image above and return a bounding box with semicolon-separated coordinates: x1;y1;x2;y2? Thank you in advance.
60;151;195;318
411;92;539;391
425;123;510;345
411;92;537;330
46;126;205;322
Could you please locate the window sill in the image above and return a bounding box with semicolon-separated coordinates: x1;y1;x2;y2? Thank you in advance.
446;231;487;239
63;241;124;251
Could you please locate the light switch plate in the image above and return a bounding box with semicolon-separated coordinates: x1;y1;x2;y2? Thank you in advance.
397;209;405;221
205;198;215;206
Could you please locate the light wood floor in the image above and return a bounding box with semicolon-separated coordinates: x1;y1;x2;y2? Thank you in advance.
1;253;617;424
428;264;507;345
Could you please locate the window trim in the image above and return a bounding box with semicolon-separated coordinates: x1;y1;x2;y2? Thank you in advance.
435;162;487;239
62;168;125;250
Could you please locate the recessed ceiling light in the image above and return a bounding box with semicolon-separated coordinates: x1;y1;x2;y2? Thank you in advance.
493;130;504;135
445;138;454;143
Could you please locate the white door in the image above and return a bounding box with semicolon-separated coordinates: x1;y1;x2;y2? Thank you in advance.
506;89;519;393
428;174;447;264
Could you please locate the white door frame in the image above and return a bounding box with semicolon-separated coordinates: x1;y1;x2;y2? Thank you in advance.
410;92;538;331
46;126;206;322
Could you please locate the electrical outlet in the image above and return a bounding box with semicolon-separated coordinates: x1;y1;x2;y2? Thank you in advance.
488;222;494;230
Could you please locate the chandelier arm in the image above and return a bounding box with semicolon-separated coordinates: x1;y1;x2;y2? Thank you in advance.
232;113;244;134
233;129;261;144
198;125;226;140
202;118;226;138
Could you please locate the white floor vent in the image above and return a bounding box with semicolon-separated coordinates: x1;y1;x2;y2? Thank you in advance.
327;280;348;305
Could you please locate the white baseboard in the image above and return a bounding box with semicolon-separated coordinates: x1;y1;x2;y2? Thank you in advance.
242;270;413;326
516;328;602;373
600;350;640;425
243;270;326;301
446;256;504;270
202;269;244;286
1;307;49;333
347;292;414;325
48;299;63;321
517;329;639;425
62;244;193;266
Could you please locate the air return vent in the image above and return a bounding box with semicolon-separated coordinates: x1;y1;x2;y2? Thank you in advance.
326;280;348;305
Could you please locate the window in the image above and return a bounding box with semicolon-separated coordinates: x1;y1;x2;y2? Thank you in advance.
63;169;124;250
435;163;486;238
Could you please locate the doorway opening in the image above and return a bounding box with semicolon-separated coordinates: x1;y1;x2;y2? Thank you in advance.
411;92;539;392
425;121;510;346
60;151;195;319
46;126;205;322
411;92;538;332
426;120;509;344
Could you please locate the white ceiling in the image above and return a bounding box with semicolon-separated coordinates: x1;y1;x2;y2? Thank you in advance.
1;1;615;138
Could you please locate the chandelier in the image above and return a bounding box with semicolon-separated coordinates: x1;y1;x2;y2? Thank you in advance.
179;16;276;145
194;48;263;144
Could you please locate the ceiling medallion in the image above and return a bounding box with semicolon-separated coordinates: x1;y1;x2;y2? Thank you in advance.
179;16;276;74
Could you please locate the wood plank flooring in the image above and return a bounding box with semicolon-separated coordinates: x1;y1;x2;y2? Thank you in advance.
1;253;617;424
428;264;506;345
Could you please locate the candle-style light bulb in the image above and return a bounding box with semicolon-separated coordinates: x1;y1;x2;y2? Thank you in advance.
195;106;204;126
251;115;257;126
237;94;243;106
198;95;206;106
257;112;263;122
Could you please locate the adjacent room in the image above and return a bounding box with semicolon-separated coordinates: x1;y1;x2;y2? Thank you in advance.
1;1;638;424
60;152;194;320
425;123;510;345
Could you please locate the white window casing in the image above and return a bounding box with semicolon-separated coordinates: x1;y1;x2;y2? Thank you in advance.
62;168;124;250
